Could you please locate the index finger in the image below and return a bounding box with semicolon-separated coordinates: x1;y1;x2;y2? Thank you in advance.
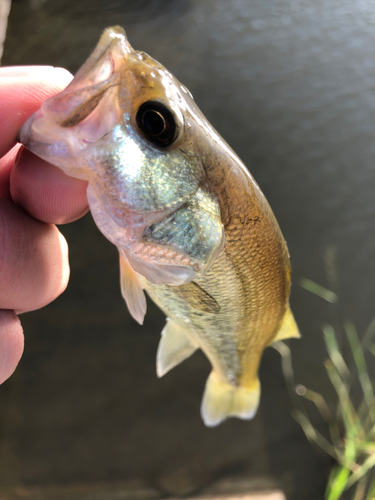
0;66;73;158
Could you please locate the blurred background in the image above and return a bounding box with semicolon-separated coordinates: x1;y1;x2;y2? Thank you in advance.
2;0;375;498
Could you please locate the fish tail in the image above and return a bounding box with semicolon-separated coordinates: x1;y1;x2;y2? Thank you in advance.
201;371;260;427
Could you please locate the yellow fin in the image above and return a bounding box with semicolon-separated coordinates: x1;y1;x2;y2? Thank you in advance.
271;306;300;344
201;372;260;427
156;319;198;377
119;252;147;325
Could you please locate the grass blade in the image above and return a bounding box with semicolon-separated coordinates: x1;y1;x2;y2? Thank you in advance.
323;325;350;381
325;359;358;443
273;342;340;460
299;387;333;421
346;453;375;489
364;474;375;500
353;477;366;500
362;317;375;351
326;465;351;500
293;408;339;459
272;341;295;391
297;385;343;451
300;278;338;303
345;322;374;407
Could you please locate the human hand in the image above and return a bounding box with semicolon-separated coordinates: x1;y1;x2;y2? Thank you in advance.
0;66;89;384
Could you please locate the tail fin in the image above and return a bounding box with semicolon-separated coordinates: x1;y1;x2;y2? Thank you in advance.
201;372;260;427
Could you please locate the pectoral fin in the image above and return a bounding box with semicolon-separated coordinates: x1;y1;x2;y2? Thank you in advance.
127;250;199;286
119;252;147;325
271;306;300;344
201;372;261;427
157;319;198;377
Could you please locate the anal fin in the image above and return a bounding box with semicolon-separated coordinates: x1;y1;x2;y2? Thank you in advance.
157;319;198;377
119;252;147;325
271;305;300;344
201;372;261;427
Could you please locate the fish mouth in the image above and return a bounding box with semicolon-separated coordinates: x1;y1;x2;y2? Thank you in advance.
64;26;131;96
17;109;57;159
19;27;133;167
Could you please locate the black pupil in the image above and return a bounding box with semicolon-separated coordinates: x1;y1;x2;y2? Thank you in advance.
142;110;165;137
136;101;176;147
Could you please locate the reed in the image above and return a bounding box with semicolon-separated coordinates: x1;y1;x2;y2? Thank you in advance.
273;249;375;500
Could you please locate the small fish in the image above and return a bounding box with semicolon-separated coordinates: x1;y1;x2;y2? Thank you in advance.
19;26;299;427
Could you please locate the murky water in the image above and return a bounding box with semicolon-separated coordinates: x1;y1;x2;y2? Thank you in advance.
2;0;375;498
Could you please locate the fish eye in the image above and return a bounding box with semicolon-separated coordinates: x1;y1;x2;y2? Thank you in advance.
136;100;177;147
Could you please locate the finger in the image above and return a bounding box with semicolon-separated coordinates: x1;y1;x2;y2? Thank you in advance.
0;310;24;385
11;147;89;224
0;144;21;201
0;199;70;312
0;66;89;223
0;66;73;158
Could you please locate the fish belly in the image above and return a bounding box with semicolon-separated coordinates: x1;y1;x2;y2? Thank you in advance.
141;233;289;426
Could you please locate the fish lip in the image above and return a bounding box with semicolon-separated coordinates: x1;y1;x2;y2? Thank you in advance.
18;109;45;145
69;26;132;89
18;114;34;145
19;27;131;149
105;25;127;42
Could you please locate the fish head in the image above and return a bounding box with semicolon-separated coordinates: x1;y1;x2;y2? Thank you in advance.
19;26;201;194
19;26;224;281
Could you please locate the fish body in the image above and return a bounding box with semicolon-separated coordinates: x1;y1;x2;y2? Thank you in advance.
19;26;299;426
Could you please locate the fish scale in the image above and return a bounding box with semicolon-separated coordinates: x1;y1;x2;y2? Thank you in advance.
19;26;299;427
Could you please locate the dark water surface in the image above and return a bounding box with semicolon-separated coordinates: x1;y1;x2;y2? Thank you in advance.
2;0;375;498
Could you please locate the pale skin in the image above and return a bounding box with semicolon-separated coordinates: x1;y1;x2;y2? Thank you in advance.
0;66;89;385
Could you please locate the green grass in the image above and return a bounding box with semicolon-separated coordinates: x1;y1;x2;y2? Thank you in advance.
273;252;375;500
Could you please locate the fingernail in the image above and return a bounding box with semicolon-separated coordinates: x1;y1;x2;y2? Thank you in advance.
58;231;70;292
0;66;73;83
0;66;55;77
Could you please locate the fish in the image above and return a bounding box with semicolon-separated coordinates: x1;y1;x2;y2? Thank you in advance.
19;26;299;427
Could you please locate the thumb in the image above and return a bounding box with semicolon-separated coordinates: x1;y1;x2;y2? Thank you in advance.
0;310;24;385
